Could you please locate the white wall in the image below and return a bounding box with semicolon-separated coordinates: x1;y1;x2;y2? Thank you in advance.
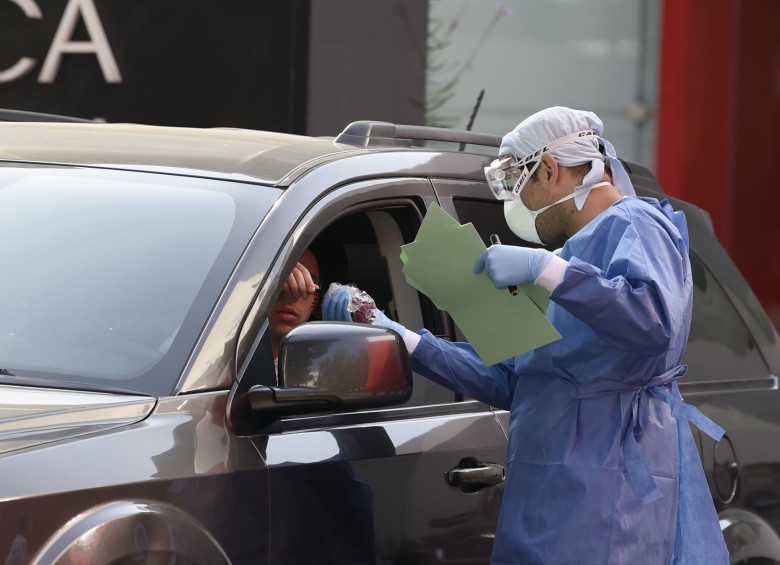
427;0;662;169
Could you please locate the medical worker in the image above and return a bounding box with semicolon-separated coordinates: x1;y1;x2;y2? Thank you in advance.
322;106;728;564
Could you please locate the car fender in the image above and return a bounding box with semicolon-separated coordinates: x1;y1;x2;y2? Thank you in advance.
31;499;230;565
720;508;780;563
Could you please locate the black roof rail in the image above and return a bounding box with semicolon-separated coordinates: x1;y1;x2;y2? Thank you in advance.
335;120;501;149
0;109;95;123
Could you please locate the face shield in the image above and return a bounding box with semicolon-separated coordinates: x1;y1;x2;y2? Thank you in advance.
484;129;598;202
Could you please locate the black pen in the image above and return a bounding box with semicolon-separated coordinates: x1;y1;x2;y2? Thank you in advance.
489;234;518;296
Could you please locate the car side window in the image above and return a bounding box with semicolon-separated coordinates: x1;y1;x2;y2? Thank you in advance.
262;206;458;407
683;252;770;382
324;209;459;406
452;197;539;249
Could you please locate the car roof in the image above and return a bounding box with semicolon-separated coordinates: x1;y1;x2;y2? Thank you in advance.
0;122;371;185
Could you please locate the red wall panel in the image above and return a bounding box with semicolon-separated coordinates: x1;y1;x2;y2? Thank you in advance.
657;0;780;330
656;0;739;247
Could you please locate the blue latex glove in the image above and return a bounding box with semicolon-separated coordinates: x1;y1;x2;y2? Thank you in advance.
373;309;407;337
474;245;554;288
321;288;407;336
321;288;353;322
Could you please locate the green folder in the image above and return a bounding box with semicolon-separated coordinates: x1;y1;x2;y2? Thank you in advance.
400;203;561;365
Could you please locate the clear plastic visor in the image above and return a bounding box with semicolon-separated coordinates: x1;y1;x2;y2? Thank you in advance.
484;155;540;201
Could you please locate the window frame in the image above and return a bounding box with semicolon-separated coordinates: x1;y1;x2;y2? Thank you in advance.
233;177;491;424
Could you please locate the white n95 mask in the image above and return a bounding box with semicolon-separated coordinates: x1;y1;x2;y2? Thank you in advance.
504;182;610;244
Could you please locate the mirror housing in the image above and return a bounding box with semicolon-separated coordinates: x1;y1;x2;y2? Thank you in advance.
249;322;412;417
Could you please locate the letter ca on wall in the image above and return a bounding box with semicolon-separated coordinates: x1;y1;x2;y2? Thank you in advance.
1;0;122;84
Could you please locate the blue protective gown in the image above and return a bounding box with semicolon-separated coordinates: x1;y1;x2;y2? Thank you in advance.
411;197;729;565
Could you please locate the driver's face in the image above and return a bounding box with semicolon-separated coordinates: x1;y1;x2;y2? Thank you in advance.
269;250;320;341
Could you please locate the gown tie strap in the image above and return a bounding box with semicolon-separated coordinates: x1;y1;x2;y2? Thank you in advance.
575;365;725;505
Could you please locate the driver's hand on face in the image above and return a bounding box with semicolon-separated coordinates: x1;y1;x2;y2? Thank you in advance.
282;262;319;299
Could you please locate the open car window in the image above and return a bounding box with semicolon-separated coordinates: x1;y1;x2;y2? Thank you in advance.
251;204;459;407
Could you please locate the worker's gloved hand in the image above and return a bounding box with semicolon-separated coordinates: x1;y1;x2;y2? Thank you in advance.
372;309;408;337
474;245;554;288
321;286;407;337
321;287;352;322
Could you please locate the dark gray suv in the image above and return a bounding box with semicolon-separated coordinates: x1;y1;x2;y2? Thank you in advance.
0;118;778;564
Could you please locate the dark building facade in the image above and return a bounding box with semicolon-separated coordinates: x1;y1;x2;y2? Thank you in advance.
0;0;427;135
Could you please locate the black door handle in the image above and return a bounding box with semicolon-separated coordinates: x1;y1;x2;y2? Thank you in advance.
446;457;506;493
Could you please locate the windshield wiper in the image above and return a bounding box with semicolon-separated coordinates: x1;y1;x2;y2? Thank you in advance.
0;368;16;377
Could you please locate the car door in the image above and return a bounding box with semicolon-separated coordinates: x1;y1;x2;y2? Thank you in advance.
232;176;507;563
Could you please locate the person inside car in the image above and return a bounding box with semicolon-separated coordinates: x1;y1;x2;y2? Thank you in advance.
322;106;729;565
269;248;321;360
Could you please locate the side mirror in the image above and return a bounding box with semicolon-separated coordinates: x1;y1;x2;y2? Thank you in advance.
249;322;412;417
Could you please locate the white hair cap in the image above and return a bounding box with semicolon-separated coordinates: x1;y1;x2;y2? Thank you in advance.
499;106;635;210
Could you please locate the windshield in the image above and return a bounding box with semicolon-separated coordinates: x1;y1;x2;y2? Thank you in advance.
0;166;278;396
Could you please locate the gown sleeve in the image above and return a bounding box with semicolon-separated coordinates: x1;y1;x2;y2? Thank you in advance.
411;330;518;410
551;207;690;356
